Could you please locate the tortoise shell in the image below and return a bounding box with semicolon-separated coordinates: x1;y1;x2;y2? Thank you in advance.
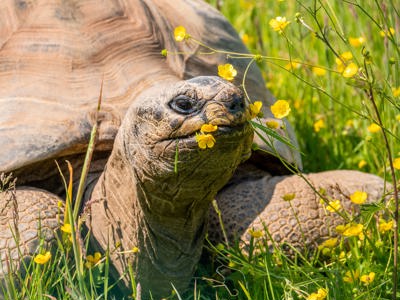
0;0;300;188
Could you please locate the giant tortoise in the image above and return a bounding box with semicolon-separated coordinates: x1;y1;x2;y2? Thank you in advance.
0;0;387;298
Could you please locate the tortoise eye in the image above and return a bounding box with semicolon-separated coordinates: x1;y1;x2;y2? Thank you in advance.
169;95;197;114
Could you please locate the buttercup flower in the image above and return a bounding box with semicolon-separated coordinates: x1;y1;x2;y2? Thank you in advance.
174;26;189;42
285;60;301;70
343;270;360;283
367;123;381;133
379;219;393;233
248;101;263;118
342;62;358;78
218;64;237;81
196;133;216;149
350;191;367;204
393;158;400;170
380;27;395;37
392;87;400;97
34;251;51;265
312;67;326;76
132;246;139;253
201;124;218;133
358;160;367;168
85;252;102;268
270;100;290;119
342;223;363;237
335;224;346;234
269;16;290;33
248;229;264;238
318;238;338;250
282;193;295;201
61;223;72;234
307;288;327;300
360;272;375;285
349;36;365;47
336;52;355;72
326;200;341;213
265;119;280;129
313;119;325;133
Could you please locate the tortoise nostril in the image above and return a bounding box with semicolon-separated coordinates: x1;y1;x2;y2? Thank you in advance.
228;94;245;113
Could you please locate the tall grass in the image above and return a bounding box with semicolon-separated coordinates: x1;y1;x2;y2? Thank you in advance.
0;1;398;299
201;1;399;299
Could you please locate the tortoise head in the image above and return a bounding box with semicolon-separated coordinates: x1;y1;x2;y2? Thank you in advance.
120;76;253;214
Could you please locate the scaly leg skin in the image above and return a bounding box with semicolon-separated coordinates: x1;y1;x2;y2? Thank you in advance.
210;166;388;251
0;187;61;289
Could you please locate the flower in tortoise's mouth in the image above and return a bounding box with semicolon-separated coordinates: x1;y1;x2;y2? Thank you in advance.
165;122;253;162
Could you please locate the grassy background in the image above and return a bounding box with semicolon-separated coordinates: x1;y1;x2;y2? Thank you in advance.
1;1;399;299
207;0;399;177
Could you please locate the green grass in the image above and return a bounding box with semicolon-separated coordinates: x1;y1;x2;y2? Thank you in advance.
1;0;399;299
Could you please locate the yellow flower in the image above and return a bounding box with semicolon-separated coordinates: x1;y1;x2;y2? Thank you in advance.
61;223;72;234
318;238;338;250
346;119;354;127
335;224;347;234
341;51;353;61
336;52;354;73
265;119;280;129
358;160;367;168
343;270;360;283
326;199;341;213
85;252;102;268
270;100;291;119
367;123;381;133
313;119;325;133
174;26;189;42
241;33;254;45
394;158;400;170
342;62;358;78
248;101;263;118
34;251;51;264
379;219;393;233
132;246;139;253
269;16;290;33
380;27;395;37
307;288;327;300
218;64;237;81
349;36;365;47
342;223;363;237
360;272;375;285
248;229;264;238
294;99;303;110
282;193;295;201
392;87;400;97
195;133;216;149
350;191;367;204
200;124;218;133
285;60;301;70
312;67;326;76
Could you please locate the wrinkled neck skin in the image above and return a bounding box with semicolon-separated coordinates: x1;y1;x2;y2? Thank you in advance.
88;78;253;298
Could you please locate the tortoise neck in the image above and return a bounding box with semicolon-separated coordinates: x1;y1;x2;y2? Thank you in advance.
88;135;209;298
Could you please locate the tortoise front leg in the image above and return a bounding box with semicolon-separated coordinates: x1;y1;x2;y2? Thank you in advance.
210;168;387;249
0;187;61;284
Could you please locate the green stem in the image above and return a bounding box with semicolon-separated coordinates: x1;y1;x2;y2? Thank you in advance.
364;59;398;300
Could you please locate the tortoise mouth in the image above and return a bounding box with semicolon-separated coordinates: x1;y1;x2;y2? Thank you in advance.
163;122;253;159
